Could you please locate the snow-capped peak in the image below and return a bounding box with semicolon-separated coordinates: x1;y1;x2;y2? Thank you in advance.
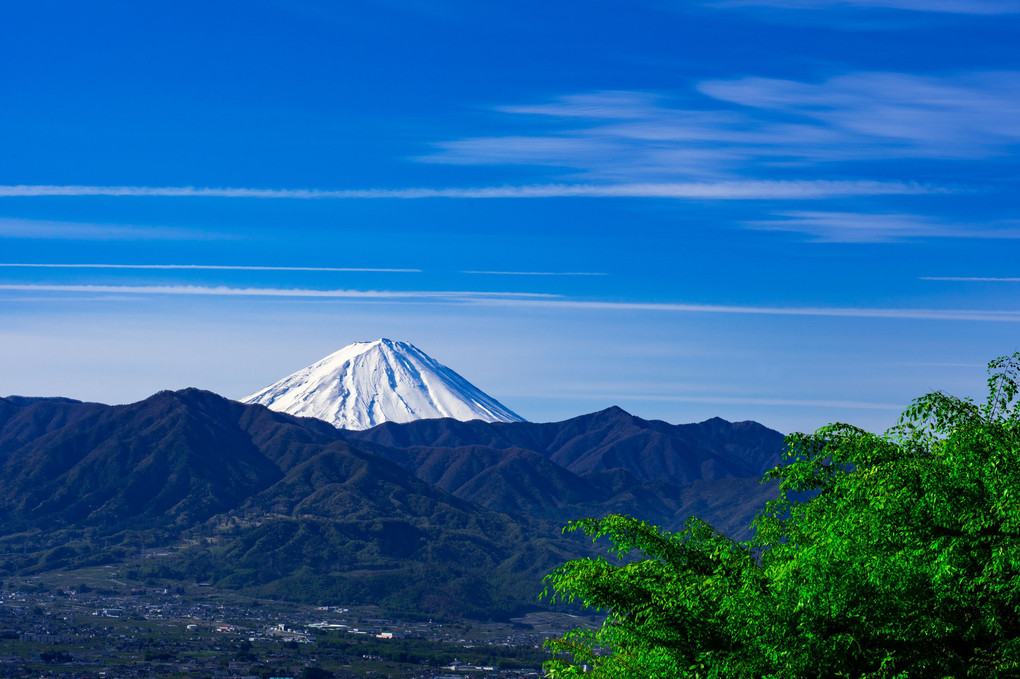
242;339;525;430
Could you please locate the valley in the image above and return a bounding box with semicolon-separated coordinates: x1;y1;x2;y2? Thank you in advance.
1;566;593;678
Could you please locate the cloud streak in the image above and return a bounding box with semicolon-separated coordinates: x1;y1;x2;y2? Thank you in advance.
4;284;1020;322
711;0;1020;15
699;72;1020;159
745;211;1020;242
0;284;557;301
0;181;933;201
0;217;227;241
0;263;422;273
551;391;906;410
475;298;1020;322
422;74;1020;181
462;270;608;276
921;276;1020;282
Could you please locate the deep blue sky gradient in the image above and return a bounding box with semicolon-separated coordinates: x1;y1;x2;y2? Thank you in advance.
1;0;1019;433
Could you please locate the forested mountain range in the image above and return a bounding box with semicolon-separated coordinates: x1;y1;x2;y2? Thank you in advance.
345;406;784;538
0;389;785;619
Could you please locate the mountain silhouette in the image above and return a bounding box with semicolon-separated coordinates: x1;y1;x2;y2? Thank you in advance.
0;389;786;617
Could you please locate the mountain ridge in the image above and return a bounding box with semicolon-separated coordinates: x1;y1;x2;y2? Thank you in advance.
347;405;784;485
0;387;787;618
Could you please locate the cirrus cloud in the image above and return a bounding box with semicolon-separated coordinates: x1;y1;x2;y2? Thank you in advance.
421;73;1020;181
4;283;1020;322
709;0;1020;15
0;180;932;201
744;212;1020;243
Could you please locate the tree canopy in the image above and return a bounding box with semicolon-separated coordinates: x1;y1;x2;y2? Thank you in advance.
543;354;1020;678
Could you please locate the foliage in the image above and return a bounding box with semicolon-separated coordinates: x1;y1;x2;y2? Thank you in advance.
543;353;1020;678
120;511;590;620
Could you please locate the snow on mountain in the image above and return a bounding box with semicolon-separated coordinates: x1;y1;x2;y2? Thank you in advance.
242;339;525;430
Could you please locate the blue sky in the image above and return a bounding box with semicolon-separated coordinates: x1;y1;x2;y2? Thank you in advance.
1;0;1018;434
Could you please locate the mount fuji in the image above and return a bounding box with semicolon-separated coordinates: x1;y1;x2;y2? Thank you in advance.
242;339;525;430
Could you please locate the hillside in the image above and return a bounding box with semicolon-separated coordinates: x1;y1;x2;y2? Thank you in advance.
346;407;784;537
0;390;786;618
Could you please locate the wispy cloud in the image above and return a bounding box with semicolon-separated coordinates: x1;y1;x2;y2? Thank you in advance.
0;284;555;301
897;361;987;367
549;391;905;410
0;263;422;273
745;211;1020;242
462;270;607;276
0;217;227;240
4;284;1019;322
0;181;931;200
710;0;1020;15
473;298;1020;322
921;276;1020;282
422;74;1020;180
699;72;1020;159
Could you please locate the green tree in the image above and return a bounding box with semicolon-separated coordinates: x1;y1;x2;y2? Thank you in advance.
543;354;1020;678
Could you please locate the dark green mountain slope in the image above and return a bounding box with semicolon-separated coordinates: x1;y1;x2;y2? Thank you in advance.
0;389;785;617
0;396;106;456
185;445;587;618
347;409;785;537
0;390;282;532
0;389;593;618
348;406;785;484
